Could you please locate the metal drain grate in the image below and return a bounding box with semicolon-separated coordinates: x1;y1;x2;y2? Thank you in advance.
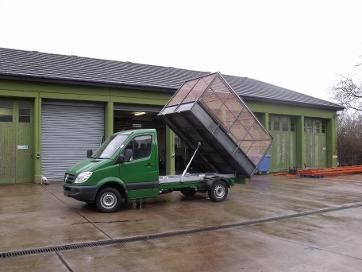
0;240;108;258
1;202;361;259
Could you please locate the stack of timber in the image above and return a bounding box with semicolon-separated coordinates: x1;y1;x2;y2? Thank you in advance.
298;165;362;178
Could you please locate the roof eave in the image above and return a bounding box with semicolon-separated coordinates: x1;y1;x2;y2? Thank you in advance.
241;95;345;111
0;74;175;93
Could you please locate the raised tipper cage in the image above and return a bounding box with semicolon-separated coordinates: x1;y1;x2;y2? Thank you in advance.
158;72;272;177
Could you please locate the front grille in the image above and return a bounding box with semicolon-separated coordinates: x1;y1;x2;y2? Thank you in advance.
64;173;75;183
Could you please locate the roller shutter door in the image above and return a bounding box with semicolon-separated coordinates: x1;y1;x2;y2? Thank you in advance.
41;100;104;181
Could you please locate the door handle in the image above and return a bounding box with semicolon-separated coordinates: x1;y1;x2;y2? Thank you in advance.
146;163;152;167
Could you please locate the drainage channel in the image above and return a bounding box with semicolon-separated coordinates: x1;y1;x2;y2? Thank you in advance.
1;202;362;259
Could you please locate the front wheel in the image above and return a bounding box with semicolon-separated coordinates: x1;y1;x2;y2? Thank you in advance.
96;187;122;212
208;180;228;202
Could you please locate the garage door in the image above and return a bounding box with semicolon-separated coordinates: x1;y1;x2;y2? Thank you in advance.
41;100;104;181
304;118;327;169
269;115;296;172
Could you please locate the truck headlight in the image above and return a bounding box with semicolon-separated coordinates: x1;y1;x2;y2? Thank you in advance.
74;172;92;183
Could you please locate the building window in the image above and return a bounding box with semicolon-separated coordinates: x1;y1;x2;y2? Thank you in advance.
273;118;280;131
322;121;327;133
290;119;295;131
19;103;31;123
281;118;289;131
304;119;327;134
314;120;321;133
0;101;13;122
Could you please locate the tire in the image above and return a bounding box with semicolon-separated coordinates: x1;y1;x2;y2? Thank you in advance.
96;187;122;213
208;180;228;202
180;189;196;197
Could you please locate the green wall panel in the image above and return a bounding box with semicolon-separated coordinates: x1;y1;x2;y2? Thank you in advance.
0;79;340;182
296;116;305;169
327;116;338;167
33;96;42;183
105;101;114;138
246;101;336;119
0;80;170;105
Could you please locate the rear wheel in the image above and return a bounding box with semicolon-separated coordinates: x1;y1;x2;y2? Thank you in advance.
96;187;122;213
180;189;196;197
208;180;228;202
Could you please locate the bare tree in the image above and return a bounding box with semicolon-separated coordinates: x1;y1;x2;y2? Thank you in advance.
333;55;362;112
333;59;362;165
333;76;362;112
337;112;362;166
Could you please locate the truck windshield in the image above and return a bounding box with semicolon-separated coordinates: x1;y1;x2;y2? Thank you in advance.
92;134;128;159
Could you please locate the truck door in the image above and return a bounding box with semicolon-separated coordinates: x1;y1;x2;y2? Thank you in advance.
120;134;159;199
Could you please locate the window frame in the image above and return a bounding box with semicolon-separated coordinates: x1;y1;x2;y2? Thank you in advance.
123;134;153;162
0;101;13;123
18;108;31;123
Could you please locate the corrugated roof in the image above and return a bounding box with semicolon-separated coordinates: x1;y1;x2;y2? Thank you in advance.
0;47;343;110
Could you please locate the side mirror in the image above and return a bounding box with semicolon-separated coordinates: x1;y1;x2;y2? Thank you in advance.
87;149;93;158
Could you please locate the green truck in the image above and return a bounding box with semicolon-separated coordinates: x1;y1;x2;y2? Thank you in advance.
63;73;272;212
64;128;234;212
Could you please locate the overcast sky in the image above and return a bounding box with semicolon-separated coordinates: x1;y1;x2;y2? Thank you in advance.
1;0;361;102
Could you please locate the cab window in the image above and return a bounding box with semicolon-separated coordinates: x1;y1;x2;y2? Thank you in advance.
93;134;128;159
124;135;152;161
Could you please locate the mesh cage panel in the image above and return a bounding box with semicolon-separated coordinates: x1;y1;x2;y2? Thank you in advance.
200;87;219;103
215;103;236;130
223;95;244;117
168;79;198;106
209;77;230;102
230;122;249;141
201;89;224;116
198;74;272;167
246;142;261;165
183;74;216;103
239;141;254;155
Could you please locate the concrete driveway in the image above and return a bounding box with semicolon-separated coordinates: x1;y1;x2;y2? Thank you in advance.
1;174;362;271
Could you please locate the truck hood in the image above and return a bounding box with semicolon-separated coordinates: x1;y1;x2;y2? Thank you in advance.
66;158;110;175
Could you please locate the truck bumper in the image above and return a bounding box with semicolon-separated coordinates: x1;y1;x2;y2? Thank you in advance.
63;184;98;203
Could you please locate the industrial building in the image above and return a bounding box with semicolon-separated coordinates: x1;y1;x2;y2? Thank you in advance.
0;48;343;183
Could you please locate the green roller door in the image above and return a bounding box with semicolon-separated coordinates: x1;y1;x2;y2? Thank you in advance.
0;100;33;184
304;118;327;168
269;116;296;172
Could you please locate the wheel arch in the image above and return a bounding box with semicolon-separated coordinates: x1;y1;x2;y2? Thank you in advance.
97;180;128;201
205;176;231;188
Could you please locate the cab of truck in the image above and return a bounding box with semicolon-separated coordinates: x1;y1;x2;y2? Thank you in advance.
64;129;160;212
